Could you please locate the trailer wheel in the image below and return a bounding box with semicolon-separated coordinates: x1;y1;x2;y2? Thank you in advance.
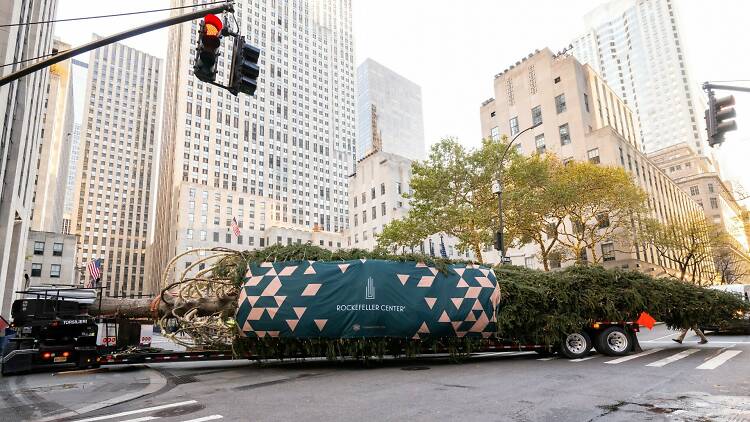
594;326;630;356
559;332;592;359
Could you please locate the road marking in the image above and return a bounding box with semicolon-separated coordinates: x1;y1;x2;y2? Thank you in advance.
605;348;664;364
696;350;742;370
569;355;598;362
121;417;160;422
643;333;679;342
72;400;198;422
181;416;223;422
643;341;750;345
646;349;700;367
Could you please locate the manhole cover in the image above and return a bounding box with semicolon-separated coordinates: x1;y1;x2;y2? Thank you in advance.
401;366;430;371
171;375;199;385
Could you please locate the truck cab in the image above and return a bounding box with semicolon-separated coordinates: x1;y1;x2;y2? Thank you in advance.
1;288;99;375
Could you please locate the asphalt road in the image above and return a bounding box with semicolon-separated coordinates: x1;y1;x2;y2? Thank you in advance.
2;325;750;422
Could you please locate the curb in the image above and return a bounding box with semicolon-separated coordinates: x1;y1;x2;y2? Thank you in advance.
35;367;167;422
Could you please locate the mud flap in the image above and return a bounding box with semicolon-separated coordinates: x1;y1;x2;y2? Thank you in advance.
630;329;643;353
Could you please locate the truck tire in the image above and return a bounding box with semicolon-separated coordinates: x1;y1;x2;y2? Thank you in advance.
559;332;592;359
594;326;630;356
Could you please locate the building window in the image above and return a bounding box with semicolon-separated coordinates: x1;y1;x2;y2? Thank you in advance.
559;123;570;145
381;202;386;217
534;134;546;154
371;206;376;220
587;148;600;164
396;182;402;195
531;106;542;126
186;229;193;239
371;187;376;199
555;94;566;114
354;214;358;227
689;186;699;196
33;241;44;255
554;76;561;84
710;197;718;209
50;264;61;278
584;93;590;112
31;263;42;277
602;243;615;262
509;116;519;136
490;126;500;141
708;183;714;193
380;183;385;195
524;257;534;268
353;196;357;207
213;232;219;242
596;213;610;228
51;242;63;256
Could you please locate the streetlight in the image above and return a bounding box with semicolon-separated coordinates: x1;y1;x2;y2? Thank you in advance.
493;122;542;265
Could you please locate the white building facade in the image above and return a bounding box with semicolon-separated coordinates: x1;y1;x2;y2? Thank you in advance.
149;0;355;292
570;0;706;154
0;0;58;317
72;40;162;297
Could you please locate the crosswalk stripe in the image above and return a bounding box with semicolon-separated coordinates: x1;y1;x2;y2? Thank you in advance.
181;416;223;422
605;348;664;364
72;400;198;422
121;417;160;422
569;355;598;362
646;349;699;367
696;350;742;370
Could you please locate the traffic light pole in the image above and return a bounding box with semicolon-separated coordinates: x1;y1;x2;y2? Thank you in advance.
0;1;235;87
703;83;750;94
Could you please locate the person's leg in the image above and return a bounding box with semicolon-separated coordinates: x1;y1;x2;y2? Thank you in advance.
693;326;708;343
673;328;689;343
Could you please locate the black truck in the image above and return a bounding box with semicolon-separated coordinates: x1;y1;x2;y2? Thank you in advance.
1;288;100;375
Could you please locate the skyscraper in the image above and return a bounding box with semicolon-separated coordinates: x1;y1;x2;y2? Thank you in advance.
63;58;90;235
0;0;58;316
73;39;162;297
148;0;355;292
32;39;75;234
570;0;705;154
356;58;425;161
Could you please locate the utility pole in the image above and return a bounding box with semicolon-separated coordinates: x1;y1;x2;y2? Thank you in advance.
0;2;235;87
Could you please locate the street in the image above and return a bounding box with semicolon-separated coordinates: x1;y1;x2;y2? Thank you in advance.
1;324;749;422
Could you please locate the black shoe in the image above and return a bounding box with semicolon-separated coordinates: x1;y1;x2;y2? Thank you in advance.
672;339;682;344
698;339;708;344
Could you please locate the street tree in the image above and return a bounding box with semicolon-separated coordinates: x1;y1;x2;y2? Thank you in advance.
552;161;648;264
503;154;567;270
713;238;750;284
642;212;722;284
377;138;519;263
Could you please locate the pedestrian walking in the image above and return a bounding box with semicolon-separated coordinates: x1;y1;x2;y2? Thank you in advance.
673;325;708;344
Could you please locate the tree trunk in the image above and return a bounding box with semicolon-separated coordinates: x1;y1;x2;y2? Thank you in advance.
472;242;484;264
90;294;238;320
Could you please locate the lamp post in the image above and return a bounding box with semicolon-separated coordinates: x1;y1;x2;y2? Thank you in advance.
493;122;542;265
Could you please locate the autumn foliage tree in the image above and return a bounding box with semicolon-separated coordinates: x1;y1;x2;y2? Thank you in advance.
377;138;516;263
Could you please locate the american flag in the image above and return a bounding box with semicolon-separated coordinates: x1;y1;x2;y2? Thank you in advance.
86;259;101;287
230;217;241;237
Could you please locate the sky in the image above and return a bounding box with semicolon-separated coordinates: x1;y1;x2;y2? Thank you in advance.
54;0;750;200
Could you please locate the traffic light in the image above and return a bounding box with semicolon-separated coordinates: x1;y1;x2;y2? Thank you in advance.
193;14;223;82
705;90;737;147
494;230;504;251
228;36;261;96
